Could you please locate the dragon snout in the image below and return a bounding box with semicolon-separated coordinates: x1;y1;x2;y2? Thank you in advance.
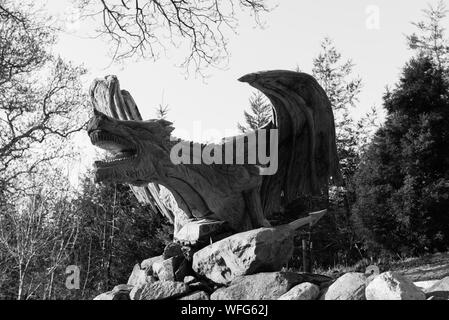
87;109;111;134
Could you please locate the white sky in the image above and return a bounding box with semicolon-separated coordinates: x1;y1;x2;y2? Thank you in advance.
35;0;447;183
44;0;447;131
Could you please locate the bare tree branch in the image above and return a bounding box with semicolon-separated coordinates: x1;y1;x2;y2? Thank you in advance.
0;1;89;194
77;0;271;75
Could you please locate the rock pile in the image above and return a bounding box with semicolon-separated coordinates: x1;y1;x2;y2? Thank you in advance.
93;225;331;300
93;224;449;300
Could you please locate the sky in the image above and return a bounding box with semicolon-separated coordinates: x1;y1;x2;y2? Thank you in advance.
35;0;448;182
43;0;448;133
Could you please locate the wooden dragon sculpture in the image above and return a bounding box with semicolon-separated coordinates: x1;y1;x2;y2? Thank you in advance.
87;70;341;236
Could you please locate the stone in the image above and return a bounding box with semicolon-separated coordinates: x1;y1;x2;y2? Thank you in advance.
175;220;228;244
424;276;449;299
365;271;425;300
427;294;449;300
174;259;190;281
113;284;133;293
153;256;184;281
93;284;134;300
364;265;380;283
322;272;367;300
139;281;190;300
163;243;184;259
210;272;307;300
141;255;163;273
93;290;130;300
180;245;194;261
319;287;329;300
193;226;294;284
114;292;129;300
188;281;215;294
129;283;145;300
413;280;440;292
179;291;210;300
184;276;196;284
127;264;147;287
278;282;320;300
93;292;114;300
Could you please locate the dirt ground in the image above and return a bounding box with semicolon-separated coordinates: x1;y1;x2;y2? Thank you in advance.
391;252;449;282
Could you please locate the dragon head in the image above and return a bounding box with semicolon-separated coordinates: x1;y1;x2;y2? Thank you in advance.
87;109;174;185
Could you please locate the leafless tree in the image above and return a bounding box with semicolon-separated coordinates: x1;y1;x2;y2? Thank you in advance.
0;1;88;194
76;0;271;74
0;189;80;300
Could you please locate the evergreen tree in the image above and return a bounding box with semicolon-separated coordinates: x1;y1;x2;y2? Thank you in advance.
155;103;170;120
407;0;449;70
356;106;382;154
306;38;365;266
353;55;449;256
312;37;362;181
353;1;449;257
238;92;272;133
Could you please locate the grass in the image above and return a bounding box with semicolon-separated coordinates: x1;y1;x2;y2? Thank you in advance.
300;252;449;281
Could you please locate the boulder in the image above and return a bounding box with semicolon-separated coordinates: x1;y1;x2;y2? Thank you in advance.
426;295;448;300
365;271;425;300
193;225;294;284
179;291;210;300
424;276;449;299
127;264;156;287
184;276;197;284
163;243;184;259
129;279;159;300
139;281;190;300
93;283;134;300
153;256;184;281
127;264;147;286
413;280;440;292
210;272;306;300
175;219;228;245
188;280;215;294
180;245;194;261
113;284;133;293
174;259;191;281
130;284;145;300
278;282;320;300
93;290;130;300
141;255;164;274
93;292;114;300
322;272;367;300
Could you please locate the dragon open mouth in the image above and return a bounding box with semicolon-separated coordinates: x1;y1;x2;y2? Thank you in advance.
89;130;137;168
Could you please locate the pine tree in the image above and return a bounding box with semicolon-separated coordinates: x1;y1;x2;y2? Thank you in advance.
356;106;382;153
407;0;449;70
299;38;366;266
312;37;363;181
155;103;169;120
238;92;272;133
353;55;449;256
353;1;449;257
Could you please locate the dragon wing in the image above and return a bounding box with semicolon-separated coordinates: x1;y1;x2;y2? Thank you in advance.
239;70;342;216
